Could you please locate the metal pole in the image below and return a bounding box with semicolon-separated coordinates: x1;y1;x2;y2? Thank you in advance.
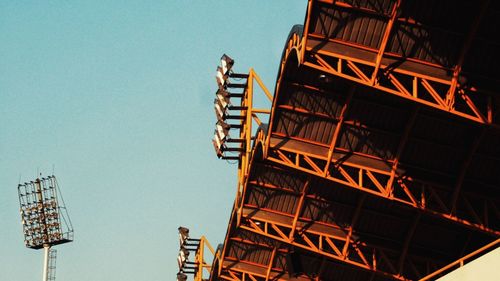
43;245;50;281
197;238;204;281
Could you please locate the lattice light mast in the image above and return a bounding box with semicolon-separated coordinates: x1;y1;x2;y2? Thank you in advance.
18;175;74;281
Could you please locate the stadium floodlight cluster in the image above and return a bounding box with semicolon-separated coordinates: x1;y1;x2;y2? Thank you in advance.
176;226;201;281
18;176;73;249
213;54;249;160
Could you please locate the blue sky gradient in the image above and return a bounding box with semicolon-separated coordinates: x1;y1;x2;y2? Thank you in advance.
0;1;306;280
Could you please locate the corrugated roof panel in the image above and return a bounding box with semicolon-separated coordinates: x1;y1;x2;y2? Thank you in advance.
277;84;345;119
226;240;271;266
463;2;500;82
476;130;500;157
386;0;476;67
301;197;353;226
400;138;463;175
461;181;498;201
400;0;474;32
463;40;500;81
307;177;360;205
245;185;298;215
362;194;413;217
398;109;477;177
237;228;280;247
300;178;359;226
250;163;307;194
466;155;500;186
337;124;400;159
410;113;476;148
273;110;336;144
341;0;395;15
347;97;411;133
311;4;387;49
386;22;463;67
356;209;408;243
320;258;390;281
410;220;469;260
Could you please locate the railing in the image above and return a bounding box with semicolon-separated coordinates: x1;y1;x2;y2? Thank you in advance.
419;238;500;281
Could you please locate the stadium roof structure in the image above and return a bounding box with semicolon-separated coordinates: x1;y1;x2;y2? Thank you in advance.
208;1;500;280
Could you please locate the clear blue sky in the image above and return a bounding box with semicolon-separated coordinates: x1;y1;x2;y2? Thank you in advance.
0;1;306;280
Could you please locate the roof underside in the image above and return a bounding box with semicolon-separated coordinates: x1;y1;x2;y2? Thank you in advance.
213;1;500;280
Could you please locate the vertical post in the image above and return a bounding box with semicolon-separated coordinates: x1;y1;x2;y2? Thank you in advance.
246;69;254;179
35;178;49;243
237;69;254;226
196;238;204;281
35;178;43;205
43;245;50;281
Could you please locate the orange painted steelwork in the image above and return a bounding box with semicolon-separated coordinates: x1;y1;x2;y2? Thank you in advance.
419;238;499;281
209;1;500;280
265;5;499;236
265;143;499;236
300;0;497;126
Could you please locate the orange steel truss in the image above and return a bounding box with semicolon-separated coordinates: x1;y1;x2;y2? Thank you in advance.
264;11;499;237
194;236;215;281
232;153;481;280
234;69;273;224
209;1;500;280
239;207;409;280
299;0;498;126
418;238;500;281
265;143;499;236
210;208;295;281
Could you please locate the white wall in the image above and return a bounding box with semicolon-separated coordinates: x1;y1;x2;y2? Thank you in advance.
438;247;500;281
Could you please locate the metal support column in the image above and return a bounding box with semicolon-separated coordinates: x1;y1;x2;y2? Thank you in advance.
42;245;50;281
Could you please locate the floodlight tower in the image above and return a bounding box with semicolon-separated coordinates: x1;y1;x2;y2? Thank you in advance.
212;54;250;160
18;175;74;281
176;226;215;281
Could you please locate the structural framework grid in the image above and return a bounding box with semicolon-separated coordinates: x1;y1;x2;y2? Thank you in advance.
208;0;500;280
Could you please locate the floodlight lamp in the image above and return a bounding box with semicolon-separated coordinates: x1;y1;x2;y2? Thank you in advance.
214;129;227;147
220;54;234;75
212;139;224;158
177;254;183;270
216;123;230;142
216;90;230;109
217;120;231;131
177;272;188;281
178;226;189;246
177;249;190;271
216;66;228;89
217;88;230;99
179;248;189;261
18;175;74;250
214;100;227;122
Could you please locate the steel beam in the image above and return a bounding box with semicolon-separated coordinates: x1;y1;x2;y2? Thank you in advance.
239;212;406;281
266;144;499;236
302;48;493;124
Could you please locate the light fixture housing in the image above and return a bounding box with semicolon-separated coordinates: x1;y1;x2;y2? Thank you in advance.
177;248;190;270
216;121;230;142
214;99;227;122
176;272;188;281
178;226;189;247
216;89;230;109
18;176;73;249
220;54;234;75
212;139;224;158
216;66;228;89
